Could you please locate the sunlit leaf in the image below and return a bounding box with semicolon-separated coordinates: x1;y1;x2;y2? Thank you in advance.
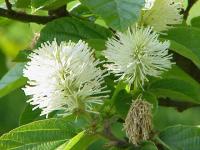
0;116;87;149
80;0;144;30
0;63;27;98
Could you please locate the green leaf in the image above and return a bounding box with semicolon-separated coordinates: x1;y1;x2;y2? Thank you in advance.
0;116;87;150
165;40;200;69
143;92;158;114
31;0;69;10
86;39;107;58
148;65;200;103
0;51;26;135
36;17;111;47
15;0;31;8
64;131;98;150
191;16;200;28
87;137;109;150
113;82;132;118
159;125;200;150
114;89;132;118
86;39;106;51
0;63;27;98
80;0;144;31
111;122;126;140
70;4;92;17
154;107;200;131
67;0;81;11
19;104;43;125
161;27;200;68
141;141;158;150
0;50;7;78
13;50;32;62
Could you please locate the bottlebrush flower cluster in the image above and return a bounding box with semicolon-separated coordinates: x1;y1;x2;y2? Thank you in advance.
23;0;183;146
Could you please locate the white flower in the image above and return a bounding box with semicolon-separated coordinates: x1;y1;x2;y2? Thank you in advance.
144;0;155;10
103;26;173;88
142;0;183;31
23;40;108;117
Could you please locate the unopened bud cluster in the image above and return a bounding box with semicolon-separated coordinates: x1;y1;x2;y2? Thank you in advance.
124;98;153;145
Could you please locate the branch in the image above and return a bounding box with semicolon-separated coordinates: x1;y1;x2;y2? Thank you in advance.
5;0;12;11
159;98;200;112
0;8;67;24
184;0;198;19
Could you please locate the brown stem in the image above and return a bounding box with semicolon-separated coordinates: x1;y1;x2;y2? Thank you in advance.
5;0;12;11
184;0;198;19
0;8;65;24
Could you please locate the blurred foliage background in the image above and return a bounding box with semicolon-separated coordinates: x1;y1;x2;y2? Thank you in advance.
0;20;43;135
0;0;200;138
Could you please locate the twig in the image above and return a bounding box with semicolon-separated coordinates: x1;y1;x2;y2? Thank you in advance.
0;8;62;24
184;0;198;19
5;0;12;11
